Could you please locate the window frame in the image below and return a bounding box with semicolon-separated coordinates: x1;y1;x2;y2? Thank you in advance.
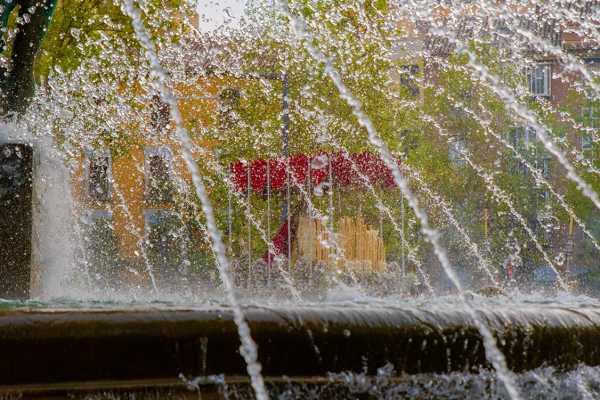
527;63;552;98
82;208;113;226
144;146;175;204
143;208;183;267
511;126;537;148
581;103;598;160
398;64;421;97
541;157;550;178
144;208;173;242
150;94;171;133
84;148;112;203
81;208;117;283
448;134;467;166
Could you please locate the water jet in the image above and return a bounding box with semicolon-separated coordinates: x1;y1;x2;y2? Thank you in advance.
1;1;600;399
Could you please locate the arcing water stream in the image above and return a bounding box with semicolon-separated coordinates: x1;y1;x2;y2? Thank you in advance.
121;1;268;398
277;1;522;397
3;0;600;398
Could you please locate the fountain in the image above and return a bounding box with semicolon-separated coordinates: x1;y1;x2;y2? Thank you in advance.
1;0;600;398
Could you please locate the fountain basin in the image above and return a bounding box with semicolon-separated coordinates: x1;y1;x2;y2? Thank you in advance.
1;302;600;394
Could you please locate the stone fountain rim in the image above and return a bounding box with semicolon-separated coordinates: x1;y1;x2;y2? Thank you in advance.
0;302;599;333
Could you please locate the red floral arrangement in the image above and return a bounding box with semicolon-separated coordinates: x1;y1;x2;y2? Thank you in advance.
231;151;398;193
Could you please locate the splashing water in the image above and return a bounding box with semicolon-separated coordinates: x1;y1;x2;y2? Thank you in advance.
275;1;522;398
120;1;268;398
4;0;600;397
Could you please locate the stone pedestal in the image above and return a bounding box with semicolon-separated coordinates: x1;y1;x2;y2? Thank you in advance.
0;143;33;299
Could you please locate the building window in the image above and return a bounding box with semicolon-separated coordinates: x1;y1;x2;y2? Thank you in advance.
82;209;118;286
525;127;536;147
448;135;466;166
508;126;541;177
582;103;599;129
541;190;550;203
510;126;537;149
537;20;561;47
144;209;185;281
582;103;598;160
145;146;174;204
150;94;170;132
399;65;420;97
527;64;551;97
86;149;112;202
541;157;550;178
582;134;593;152
218;87;241;129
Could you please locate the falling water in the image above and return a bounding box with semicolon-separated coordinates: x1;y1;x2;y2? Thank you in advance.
31;135;81;299
276;1;522;398
389;74;576;290
444;30;600;213
2;0;600;398
111;178;159;294
402;0;600;179
404;165;499;286
420;111;569;290
389;43;600;259
326;139;433;291
197;151;301;299
121;1;268;398
0;122;81;298
456;94;600;253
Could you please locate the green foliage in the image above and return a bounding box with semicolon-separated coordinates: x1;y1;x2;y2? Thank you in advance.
27;0;600;277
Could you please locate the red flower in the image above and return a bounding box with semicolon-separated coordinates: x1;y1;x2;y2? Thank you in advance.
289;154;309;186
250;159;267;192
262;219;290;263
310;152;329;187
231;151;400;193
331;152;354;186
231;160;248;192
268;159;286;191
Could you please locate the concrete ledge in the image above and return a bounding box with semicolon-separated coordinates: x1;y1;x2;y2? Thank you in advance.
1;304;600;393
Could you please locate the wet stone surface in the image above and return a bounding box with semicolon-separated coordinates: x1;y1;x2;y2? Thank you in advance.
0;143;33;299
